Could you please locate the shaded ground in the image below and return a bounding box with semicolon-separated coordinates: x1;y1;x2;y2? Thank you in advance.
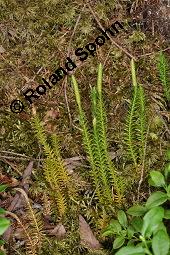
0;0;170;254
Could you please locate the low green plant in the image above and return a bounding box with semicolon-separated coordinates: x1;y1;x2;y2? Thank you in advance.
0;185;10;255
31;111;76;218
158;51;170;102
124;59;147;170
71;63;126;208
102;148;170;255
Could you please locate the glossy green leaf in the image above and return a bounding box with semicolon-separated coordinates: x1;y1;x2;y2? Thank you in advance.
113;236;125;249
0;218;10;235
109;220;122;234
127;205;147;216
141;207;164;237
152;222;167;235
148;178;157;187
127;226;135;239
150;171;165;187
152;230;169;255
115;245;145;255
131;218;143;232
118;210;128;228
146;191;168;209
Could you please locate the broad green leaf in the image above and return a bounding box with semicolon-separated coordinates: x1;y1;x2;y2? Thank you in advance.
118;210;128;228
150;171;165;187
102;220;122;236
109;220;122;234
127;226;135;239
115;245;145;255
127;205;147;216
152;230;169;255
0;185;8;193
164;163;170;180
113;236;125;249
102;229;114;236
164;210;170;219
141;207;164;237
152;222;167;235
148;178;158;187
146;191;168;209
0;208;6;215
131;218;143;232
0;218;10;235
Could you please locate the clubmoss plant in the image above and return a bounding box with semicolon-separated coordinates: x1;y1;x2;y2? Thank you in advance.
71;63;126;208
124;59;147;173
158;51;170;102
31;110;76;218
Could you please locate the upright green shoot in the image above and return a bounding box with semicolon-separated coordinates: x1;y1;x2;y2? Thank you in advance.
158;51;170;101
124;59;147;173
72;64;126;208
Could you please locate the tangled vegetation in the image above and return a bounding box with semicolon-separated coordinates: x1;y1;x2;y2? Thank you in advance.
0;0;170;255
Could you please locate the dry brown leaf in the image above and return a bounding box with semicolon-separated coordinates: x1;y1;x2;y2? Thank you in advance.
46;223;66;239
79;215;101;250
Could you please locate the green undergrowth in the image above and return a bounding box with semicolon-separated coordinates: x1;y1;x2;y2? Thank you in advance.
16;55;169;255
102;148;170;255
0;0;170;254
71;63;126;209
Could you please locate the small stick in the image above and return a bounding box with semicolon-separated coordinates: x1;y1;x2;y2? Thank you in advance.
4;211;33;246
0;150;30;158
138;47;170;58
0;158;22;175
0;155;37;161
0;151;117;165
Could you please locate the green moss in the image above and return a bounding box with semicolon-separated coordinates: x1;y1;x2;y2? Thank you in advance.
0;0;169;254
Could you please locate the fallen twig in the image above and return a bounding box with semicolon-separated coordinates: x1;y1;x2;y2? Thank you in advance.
138;47;170;59
0;151;117;165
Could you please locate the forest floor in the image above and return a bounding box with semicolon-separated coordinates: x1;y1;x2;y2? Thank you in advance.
0;0;170;254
